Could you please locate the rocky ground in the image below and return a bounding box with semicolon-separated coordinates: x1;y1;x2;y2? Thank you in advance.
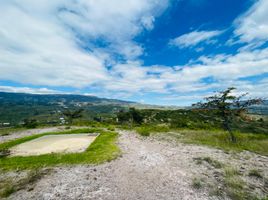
1;129;268;200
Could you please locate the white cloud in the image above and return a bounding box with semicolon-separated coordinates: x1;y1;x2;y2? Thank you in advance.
234;0;268;44
0;0;268;105
0;0;170;87
169;30;222;48
0;86;61;94
98;47;268;99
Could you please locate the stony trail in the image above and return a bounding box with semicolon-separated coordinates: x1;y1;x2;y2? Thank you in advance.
6;130;268;200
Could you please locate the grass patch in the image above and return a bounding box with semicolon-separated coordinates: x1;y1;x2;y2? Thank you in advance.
0;184;15;198
136;127;151;136
0;169;47;198
194;156;223;169
248;169;263;179
0;128;120;170
192;177;204;189
162;130;268;156
224;167;248;200
0;127;26;137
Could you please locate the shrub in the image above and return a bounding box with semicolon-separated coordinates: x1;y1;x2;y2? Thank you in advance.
136;127;150;136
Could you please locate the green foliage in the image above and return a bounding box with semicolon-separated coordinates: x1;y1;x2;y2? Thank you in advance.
194;157;223;168
129;108;143;124
117;109;131;123
192;177;203;189
224;167;247;200
136;127;151;136
0;127;26;136
0;169;47;198
0;184;15;198
248;169;263;178
23;118;38;128
158;130;268;156
63;109;84;124
117;108;143;124
0;128;120;170
193;87;263;142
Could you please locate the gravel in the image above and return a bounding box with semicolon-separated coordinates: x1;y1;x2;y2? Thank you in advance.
3;130;268;200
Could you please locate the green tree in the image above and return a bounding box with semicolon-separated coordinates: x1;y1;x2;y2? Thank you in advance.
116;108;143;125
193;87;262;142
23;118;38;128
63;109;84;124
129;107;143;124
117;109;131;123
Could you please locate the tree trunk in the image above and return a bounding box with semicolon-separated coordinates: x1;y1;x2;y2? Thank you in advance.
223;115;236;143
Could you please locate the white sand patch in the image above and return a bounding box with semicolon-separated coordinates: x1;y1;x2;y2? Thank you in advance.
10;134;98;156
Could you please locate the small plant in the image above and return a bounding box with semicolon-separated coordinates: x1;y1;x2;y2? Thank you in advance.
0;169;44;198
192;177;203;189
23;118;38;128
136;127;150;136
0;184;15;198
0;149;10;158
194;157;223;168
107;126;115;131
224;167;247;200
248;169;263;178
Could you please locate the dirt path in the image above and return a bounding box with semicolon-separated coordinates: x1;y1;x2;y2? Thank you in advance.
7;130;268;200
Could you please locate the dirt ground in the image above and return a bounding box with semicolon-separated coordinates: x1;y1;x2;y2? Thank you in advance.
1;129;268;200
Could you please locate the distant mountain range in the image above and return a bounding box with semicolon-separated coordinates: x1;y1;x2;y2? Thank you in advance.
0;92;267;126
248;100;268;115
0;92;135;125
0;92;133;106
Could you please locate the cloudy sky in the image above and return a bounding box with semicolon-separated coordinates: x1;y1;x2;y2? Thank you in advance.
0;0;268;105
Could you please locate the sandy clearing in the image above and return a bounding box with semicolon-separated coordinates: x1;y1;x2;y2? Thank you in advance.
10;134;97;156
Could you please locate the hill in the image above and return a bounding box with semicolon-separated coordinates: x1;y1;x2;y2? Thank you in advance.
0;92;134;125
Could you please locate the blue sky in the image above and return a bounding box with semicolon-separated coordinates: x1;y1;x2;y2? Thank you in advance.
0;0;268;105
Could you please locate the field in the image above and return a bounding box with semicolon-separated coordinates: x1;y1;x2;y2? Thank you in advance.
0;128;120;170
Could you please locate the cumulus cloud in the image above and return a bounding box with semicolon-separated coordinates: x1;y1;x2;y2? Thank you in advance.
0;0;268;105
234;0;268;45
0;0;170;87
98;47;268;100
169;30;222;48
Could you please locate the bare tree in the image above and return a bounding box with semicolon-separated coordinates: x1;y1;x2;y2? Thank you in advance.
193;87;263;142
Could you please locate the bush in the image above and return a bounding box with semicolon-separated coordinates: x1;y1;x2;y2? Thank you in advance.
23;119;38;128
136;127;150;136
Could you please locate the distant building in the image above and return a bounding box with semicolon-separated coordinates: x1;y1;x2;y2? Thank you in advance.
1;122;11;127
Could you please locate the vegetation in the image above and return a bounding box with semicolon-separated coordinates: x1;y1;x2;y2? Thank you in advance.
0;169;48;198
193;87;263;142
0;127;26;136
248;169;263;178
193;157;223;169
63;108;84;124
156;129;268;156
192;177;204;189
23;118;38;128
0;128;120;170
223;167;247;200
136;126;151;136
